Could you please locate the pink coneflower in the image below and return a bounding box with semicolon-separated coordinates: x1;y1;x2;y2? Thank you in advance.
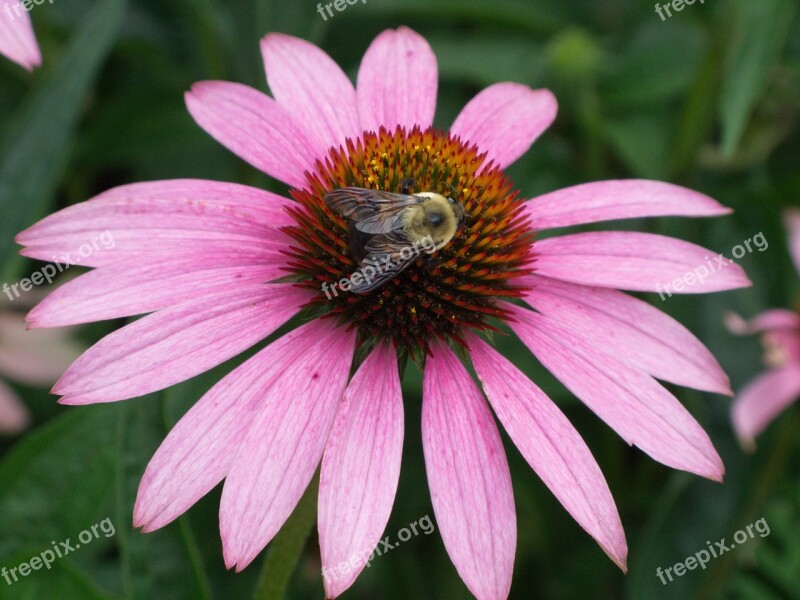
17;27;750;600
0;2;41;70
726;209;800;449
0;290;83;434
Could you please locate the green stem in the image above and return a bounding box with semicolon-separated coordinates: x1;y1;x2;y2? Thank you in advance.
252;474;319;600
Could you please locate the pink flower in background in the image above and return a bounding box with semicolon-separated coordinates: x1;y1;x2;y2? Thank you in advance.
0;380;30;434
16;27;750;600
0;291;84;434
727;209;800;448
0;2;41;70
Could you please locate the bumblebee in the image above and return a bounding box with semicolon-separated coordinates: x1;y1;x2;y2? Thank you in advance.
324;185;468;293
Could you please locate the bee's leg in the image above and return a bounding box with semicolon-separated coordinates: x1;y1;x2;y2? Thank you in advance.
400;178;416;195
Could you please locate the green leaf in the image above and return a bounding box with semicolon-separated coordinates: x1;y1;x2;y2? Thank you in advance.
428;35;545;87
604;112;672;179
719;0;796;158
357;0;565;35
669;37;725;176
0;0;125;282
0;563;117;600
115;399;213;600
0;405;120;599
602;21;706;108
731;493;800;598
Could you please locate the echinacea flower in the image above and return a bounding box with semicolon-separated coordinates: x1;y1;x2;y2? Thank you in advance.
0;288;83;434
726;209;800;449
0;2;41;70
16;27;750;600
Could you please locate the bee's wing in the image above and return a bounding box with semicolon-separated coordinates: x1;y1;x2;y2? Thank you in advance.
350;231;418;293
324;187;420;234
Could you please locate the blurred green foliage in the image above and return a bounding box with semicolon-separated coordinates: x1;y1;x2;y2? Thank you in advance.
0;0;799;599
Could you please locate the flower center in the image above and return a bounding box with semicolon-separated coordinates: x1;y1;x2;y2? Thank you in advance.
283;126;534;359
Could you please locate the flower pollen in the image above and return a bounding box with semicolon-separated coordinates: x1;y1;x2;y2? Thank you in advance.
282;125;534;358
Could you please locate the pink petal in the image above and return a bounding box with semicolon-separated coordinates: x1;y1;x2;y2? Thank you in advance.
0;313;84;384
54;284;311;404
524;275;732;394
19;178;295;238
784;209;800;276
0;379;31;434
450;83;557;170
26;255;283;327
261;33;361;157
357;27;437;133
534;231;751;293
422;342;515;600
16;179;294;266
318;341;403;598
20;235;286;269
0;4;41;70
469;335;627;571
526;180;731;231
134;320;347;532
732;364;800;446
725;309;800;335
219;324;356;571
185;82;319;188
507;303;724;481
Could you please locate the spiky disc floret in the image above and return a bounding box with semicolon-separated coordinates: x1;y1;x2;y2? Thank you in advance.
282;125;535;357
